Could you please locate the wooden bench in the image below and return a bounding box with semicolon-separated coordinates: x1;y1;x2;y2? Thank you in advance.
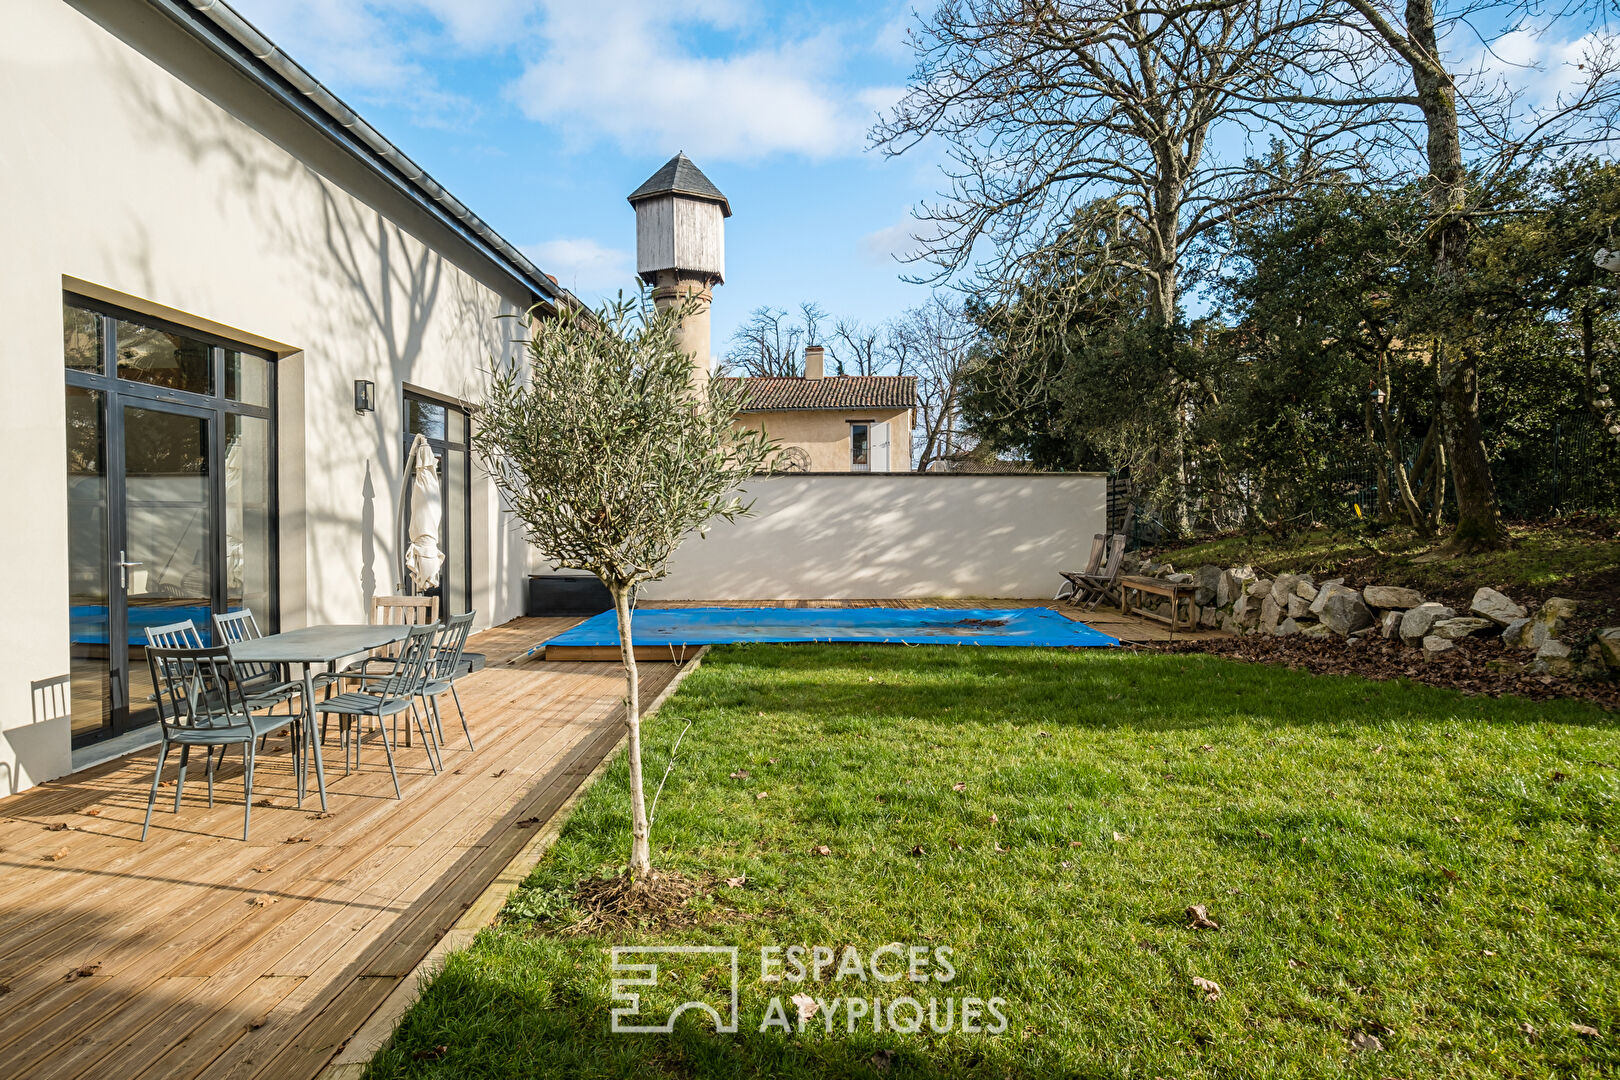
1119;575;1200;636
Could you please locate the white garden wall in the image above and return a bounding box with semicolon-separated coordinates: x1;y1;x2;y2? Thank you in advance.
635;473;1107;600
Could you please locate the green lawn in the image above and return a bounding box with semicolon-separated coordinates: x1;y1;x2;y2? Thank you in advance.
369;645;1619;1079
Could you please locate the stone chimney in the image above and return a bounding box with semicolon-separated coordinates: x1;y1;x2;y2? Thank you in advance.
804;345;825;381
628;152;730;388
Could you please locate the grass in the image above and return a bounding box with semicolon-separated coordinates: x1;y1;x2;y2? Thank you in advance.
369;644;1620;1079
1157;520;1620;602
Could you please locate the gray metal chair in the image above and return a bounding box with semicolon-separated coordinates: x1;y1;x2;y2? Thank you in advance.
311;624;440;799
143;645;302;841
422;611;475;751
213;609;303;709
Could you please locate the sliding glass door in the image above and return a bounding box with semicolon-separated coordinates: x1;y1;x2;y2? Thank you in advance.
404;393;471;616
63;299;277;747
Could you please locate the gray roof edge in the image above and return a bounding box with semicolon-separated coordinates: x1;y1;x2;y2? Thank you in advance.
627;153;732;217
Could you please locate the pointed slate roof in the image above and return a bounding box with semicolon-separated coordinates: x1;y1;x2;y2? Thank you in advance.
627;152;732;217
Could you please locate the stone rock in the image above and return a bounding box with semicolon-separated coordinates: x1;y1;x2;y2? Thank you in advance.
1470;587;1527;626
1578;661;1612;681
1349;623;1379;637
1597;628;1620;669
1286;593;1312;619
1524;597;1577;652
1220;613;1243;635
1275;617;1301;637
1309;582;1355;617
1198;605;1220;629
1194;564;1223;606
1271;573;1305;605
1319;588;1374;636
1295;579;1319;602
1300;622;1334;638
1361;585;1425;610
1260;595;1283;634
1246;578;1274;598
1380;610;1402;639
1215;568;1251;608
1422;635;1455;655
1157;562;1175;577
1400;603;1457;645
1165;572;1193;584
1429;616;1497;641
1501;617;1530;648
1530;638;1575;676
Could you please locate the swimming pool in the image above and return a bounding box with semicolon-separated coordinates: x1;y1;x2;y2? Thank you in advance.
539;606;1118;660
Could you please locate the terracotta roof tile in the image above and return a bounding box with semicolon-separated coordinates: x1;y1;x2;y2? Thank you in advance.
721;375;917;412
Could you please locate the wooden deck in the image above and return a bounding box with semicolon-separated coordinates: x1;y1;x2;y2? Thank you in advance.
0;618;679;1080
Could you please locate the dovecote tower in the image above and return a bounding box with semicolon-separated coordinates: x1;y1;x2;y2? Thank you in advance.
628;152;730;387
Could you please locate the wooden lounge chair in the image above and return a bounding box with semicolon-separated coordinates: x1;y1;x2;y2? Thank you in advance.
1056;534;1107;602
1063;533;1128;610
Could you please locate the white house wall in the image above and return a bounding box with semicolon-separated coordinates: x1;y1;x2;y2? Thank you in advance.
637;474;1109;600
0;0;537;793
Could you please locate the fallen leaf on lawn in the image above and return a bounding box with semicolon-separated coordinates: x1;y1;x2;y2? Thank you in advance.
869;1048;895;1070
45;847;69;861
516;817;541;827
1038;731;1052;738
1550;771;1567;782
768;758;778;764
994;843;1009;853
910;845;925;857
1191;976;1221;1001
1441;868;1459;881
724;876;746;888
948;838;961;850
952;782;966;792
43;822;69;832
811;845;832;856
1199;744;1214;752
248;895;278;908
1570;1023;1600;1038
1069;840;1083;848
1287;958;1306;969
755;791;769;800
1186;904;1219;930
1060;860;1071;868
791;993;819;1021
1112;831;1127;843
729;770;750;779
1254;829;1272;839
875;795;886;803
988;813;999;826
1373;744;1384;753
282;836;311;845
1349;1031;1383;1052
1483;950;1497;957
411;1045;449;1061
1451;815;1462;823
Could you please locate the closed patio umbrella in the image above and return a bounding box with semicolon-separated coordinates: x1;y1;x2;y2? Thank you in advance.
404;433;444;591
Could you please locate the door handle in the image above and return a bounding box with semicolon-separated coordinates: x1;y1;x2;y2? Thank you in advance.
116;549;143;589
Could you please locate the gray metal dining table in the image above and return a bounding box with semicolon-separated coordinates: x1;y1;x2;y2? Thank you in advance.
226;624;409;810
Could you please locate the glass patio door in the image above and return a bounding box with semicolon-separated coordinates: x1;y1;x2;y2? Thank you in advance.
64;299;277;748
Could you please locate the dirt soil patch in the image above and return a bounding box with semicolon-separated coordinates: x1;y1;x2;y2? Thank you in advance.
560;870;710;935
1157;633;1620;711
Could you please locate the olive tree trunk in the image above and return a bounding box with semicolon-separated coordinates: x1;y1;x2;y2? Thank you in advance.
611;584;652;877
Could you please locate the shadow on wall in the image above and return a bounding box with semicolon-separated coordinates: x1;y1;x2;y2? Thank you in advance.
98;18;522;623
4;676;74;794
639;475;1107;600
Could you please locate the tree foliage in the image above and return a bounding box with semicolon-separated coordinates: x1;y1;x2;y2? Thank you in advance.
472;294;774;875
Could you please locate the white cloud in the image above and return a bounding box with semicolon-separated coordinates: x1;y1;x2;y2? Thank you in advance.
860;212;945;265
506;2;881;161
1461;25;1618;106
521;237;636;294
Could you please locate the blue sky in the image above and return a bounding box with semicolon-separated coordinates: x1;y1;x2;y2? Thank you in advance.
228;0;941;351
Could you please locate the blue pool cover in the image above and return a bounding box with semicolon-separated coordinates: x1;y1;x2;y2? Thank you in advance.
543;606;1118;652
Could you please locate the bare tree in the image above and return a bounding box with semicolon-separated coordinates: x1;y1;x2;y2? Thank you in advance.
1320;0;1620;549
472;294;773;882
872;0;1377;531
722;302;826;377
888;296;979;471
831;318;888;375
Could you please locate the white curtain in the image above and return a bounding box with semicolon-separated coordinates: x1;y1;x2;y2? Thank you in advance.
404;433;444;590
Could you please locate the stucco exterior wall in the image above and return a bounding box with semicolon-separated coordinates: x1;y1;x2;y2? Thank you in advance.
0;0;536;792
737;408;913;472
637;473;1107;600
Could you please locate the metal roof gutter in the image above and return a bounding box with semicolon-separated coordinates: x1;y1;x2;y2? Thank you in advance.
145;0;573;310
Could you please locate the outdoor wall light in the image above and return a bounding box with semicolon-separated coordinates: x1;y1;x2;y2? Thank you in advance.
354;379;375;414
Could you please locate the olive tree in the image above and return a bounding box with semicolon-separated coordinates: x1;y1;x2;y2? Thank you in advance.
472;294;773;878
